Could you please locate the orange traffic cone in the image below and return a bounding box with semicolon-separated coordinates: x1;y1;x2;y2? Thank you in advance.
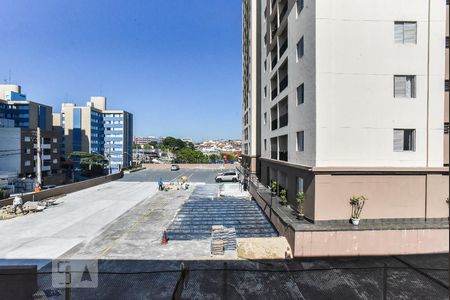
161;230;168;245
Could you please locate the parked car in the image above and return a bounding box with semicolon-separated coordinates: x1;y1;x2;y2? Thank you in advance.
171;164;180;171
215;171;239;183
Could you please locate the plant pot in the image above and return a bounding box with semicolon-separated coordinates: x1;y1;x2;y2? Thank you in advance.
351;218;360;226
297;213;305;220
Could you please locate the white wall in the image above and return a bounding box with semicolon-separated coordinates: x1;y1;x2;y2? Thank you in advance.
315;0;446;167
0;128;21;173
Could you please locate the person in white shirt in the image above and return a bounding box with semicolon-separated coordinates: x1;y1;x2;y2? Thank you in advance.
13;193;24;215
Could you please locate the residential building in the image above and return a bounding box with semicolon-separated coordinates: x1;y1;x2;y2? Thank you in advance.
242;0;262;174
55;96;133;172
133;136;162;146
243;0;449;256
0;84;61;181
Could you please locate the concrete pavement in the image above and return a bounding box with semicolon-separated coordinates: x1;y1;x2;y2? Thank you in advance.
0;180;158;262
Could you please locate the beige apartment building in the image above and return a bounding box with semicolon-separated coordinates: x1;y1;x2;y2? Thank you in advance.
243;0;449;255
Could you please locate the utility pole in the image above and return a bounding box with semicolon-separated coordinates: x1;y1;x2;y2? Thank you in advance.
36;128;42;187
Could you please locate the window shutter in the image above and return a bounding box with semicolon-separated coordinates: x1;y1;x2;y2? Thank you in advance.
393;129;404;151
394;76;406;97
394;22;404;43
403;22;416;44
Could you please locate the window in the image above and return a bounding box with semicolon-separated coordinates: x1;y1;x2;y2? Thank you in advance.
24;160;31;166
297;83;304;105
52;138;57;143
53;148;58;154
296;37;304;61
264;112;267;125
445;80;449;92
394;75;416;98
296;177;304;193
394;22;417;44
393;129;416;151
297;0;304;16
445;123;449;135
264;139;267;151
24;136;31;142
53;159;58;164
296;131;304;152
264;86;267;98
264;60;267;72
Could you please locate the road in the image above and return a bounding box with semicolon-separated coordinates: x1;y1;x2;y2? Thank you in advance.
121;167;236;183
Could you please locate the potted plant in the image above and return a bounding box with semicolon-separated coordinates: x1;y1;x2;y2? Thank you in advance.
350;195;367;225
279;189;288;206
296;192;305;219
270;181;277;196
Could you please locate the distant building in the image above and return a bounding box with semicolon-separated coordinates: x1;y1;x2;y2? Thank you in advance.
133;136;161;145
0;84;61;180
55;96;133;172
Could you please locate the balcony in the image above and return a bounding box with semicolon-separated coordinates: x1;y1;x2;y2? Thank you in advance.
279;76;288;92
280;40;288;57
271;88;278;100
279;151;288;162
271;56;278;70
271;151;278;160
271;119;278;131
279;5;288;22
279;113;288;128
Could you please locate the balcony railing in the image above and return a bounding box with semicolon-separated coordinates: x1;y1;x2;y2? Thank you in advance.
279;76;288;92
271;119;278;131
279;151;288;162
279;5;288;21
271;151;278;160
271;87;278;100
271;56;278;70
279;40;288;57
279;113;288;128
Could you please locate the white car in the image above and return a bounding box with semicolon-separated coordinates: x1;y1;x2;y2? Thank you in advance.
215;171;239;183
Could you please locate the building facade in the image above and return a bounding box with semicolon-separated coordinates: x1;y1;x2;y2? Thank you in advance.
0;85;61;180
242;0;262;174
55;97;133;172
244;0;449;222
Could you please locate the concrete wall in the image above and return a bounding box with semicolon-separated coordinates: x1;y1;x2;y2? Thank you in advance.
314;173;449;221
0;265;37;300
0;172;123;208
316;0;446;168
294;229;449;257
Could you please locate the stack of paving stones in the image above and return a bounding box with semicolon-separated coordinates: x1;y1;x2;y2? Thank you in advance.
210;225;237;254
167;185;278;241
211;225;225;255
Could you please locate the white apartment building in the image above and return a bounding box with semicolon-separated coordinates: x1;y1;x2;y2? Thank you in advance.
245;0;449;222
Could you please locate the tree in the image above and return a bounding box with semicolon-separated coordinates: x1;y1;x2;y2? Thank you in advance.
162;137;186;151
174;148;208;164
68;152;108;176
208;154;221;163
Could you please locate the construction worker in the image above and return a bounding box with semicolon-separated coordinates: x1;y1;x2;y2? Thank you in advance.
158;177;164;191
13;193;24;215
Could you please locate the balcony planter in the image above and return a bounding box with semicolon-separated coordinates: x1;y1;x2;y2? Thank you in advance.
296;192;305;220
350;195;367;226
279;189;288;206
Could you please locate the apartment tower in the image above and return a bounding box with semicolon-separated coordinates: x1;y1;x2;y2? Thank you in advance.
54;97;133;173
244;0;449;223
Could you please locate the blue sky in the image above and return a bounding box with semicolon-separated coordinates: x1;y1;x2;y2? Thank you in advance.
0;0;242;141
